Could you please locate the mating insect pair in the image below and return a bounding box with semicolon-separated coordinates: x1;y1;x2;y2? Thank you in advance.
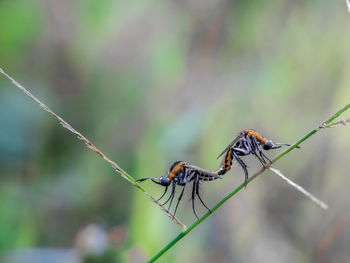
137;130;294;219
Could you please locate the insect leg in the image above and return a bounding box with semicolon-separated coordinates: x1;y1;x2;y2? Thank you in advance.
232;151;249;188
248;136;267;165
195;175;211;213
156;186;168;201
167;182;177;210
251;136;268;165
162;182;175;206
173;185;186;217
258;143;272;163
232;137;251;156
233;146;250;156
260;151;271;163
251;136;272;164
191;177;199;219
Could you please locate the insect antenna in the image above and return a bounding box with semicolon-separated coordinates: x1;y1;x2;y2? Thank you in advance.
136;177;163;185
272;143;301;149
136;177;152;182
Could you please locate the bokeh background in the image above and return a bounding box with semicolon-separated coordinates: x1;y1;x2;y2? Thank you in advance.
1;0;350;262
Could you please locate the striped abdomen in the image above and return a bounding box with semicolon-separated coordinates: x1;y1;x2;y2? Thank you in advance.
219;148;234;174
195;167;221;182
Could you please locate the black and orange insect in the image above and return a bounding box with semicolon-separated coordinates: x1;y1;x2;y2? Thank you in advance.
217;129;295;186
137;161;222;219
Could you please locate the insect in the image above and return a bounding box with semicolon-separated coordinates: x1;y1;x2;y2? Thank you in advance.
217;129;294;186
137;161;223;219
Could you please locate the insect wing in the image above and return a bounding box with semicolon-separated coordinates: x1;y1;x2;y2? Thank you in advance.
216;134;242;159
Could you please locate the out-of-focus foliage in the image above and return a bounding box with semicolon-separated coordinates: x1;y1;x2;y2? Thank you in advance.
0;0;350;262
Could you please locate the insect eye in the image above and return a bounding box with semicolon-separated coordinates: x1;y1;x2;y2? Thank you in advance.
160;176;171;186
263;140;274;150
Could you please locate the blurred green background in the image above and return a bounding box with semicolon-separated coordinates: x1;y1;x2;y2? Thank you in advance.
1;0;350;262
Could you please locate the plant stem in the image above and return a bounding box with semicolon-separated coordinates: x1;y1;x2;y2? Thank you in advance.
148;103;350;262
0;67;187;230
273;104;350;163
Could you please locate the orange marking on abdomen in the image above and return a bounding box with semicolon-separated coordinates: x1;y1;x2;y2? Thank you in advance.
221;148;233;172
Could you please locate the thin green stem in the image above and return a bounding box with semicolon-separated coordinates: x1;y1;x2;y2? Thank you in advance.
149;103;350;262
148;181;247;263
